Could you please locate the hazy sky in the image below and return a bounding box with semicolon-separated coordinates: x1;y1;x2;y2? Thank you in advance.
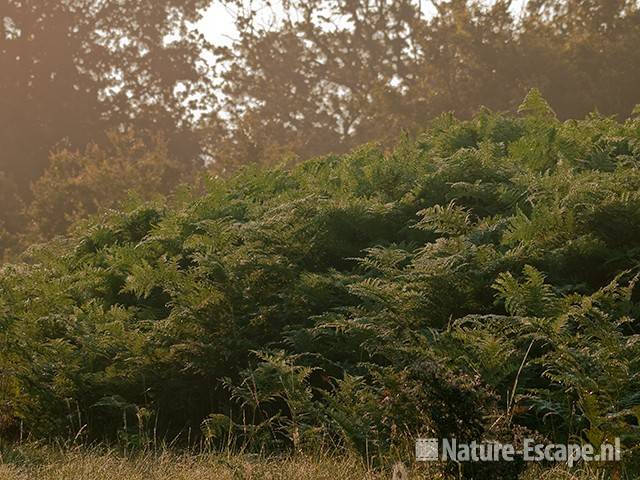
196;0;530;47
197;2;238;47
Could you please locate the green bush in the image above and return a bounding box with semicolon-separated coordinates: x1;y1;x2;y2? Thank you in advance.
2;93;640;478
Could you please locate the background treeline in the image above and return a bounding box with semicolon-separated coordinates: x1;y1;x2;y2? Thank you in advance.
2;0;640;259
2;94;640;478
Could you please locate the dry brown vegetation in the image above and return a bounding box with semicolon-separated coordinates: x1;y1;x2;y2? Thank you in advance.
0;449;406;480
0;447;609;480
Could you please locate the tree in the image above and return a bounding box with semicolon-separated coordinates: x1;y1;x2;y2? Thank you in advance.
210;0;640;171
0;0;214;190
27;128;196;240
213;0;432;170
519;0;640;119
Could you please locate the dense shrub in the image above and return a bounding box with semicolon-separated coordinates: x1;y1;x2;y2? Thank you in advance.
2;92;640;477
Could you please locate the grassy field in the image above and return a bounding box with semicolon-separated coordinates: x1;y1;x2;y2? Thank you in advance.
0;449;401;480
0;446;613;480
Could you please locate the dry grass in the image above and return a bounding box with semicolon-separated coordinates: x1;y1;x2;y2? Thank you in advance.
0;448;405;480
0;447;616;480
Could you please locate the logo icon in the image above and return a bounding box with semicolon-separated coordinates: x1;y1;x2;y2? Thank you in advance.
416;438;439;461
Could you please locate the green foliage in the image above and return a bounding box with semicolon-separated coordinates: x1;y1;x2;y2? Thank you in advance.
2;100;640;477
493;265;560;317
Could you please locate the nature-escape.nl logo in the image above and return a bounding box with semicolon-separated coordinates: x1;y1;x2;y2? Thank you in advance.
415;437;621;467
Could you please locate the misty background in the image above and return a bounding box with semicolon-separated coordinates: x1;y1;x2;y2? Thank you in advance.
1;0;640;259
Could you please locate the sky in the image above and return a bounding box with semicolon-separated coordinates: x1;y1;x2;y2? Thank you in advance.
197;2;239;47
196;0;530;47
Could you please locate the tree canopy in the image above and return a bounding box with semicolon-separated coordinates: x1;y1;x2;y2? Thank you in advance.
0;0;212;188
213;0;640;168
2;0;640;261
